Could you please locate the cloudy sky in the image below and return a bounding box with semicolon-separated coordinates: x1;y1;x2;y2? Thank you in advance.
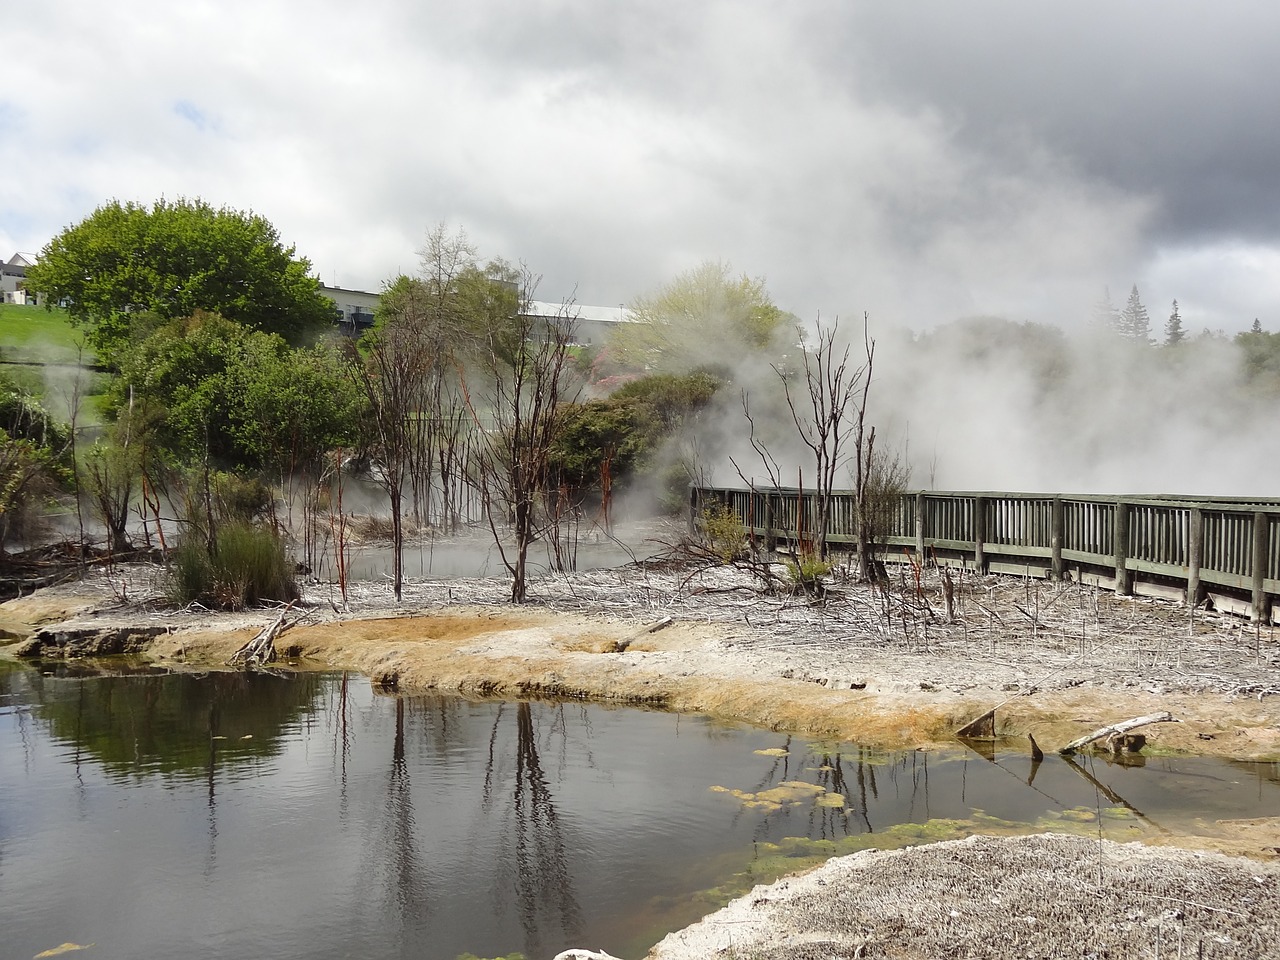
4;1;1279;333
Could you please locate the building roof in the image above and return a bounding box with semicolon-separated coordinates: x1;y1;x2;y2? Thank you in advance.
526;300;635;324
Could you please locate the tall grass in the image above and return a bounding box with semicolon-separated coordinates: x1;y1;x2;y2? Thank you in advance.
167;522;299;610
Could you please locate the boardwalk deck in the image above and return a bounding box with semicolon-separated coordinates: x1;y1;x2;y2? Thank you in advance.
690;486;1280;624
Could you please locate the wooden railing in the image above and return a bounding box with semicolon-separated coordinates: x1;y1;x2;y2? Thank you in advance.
690;486;1280;624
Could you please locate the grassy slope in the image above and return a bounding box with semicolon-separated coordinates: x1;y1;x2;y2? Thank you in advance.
0;303;91;361
0;304;109;424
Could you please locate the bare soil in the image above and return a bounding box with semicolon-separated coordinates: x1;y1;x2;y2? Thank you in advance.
4;556;1279;959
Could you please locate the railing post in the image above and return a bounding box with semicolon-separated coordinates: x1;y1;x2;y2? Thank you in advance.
1252;511;1271;624
688;486;699;535
1051;497;1064;581
973;495;987;574
1187;506;1204;608
764;492;776;554
1114;500;1131;595
915;492;926;562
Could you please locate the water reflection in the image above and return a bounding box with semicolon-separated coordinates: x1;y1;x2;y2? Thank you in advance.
1;665;1278;960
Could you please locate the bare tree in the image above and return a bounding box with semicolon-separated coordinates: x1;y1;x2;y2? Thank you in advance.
351;280;438;602
737;313;882;583
464;268;579;603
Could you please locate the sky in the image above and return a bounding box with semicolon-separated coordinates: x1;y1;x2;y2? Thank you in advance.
4;1;1280;334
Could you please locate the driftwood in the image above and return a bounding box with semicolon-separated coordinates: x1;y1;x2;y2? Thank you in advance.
552;951;624;960
228;604;298;668
1057;711;1178;755
613;615;674;653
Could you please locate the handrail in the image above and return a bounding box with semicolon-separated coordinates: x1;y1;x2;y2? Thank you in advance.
690;485;1280;624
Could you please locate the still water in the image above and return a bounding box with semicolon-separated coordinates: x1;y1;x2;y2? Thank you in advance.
1;663;1276;960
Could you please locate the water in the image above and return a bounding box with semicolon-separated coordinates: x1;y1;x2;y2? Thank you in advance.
1;662;1276;960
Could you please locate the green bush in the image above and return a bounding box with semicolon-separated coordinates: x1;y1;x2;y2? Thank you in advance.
167;522;298;610
702;500;747;562
784;551;832;593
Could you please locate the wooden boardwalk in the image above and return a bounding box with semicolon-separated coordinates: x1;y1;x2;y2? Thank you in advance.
690;485;1280;624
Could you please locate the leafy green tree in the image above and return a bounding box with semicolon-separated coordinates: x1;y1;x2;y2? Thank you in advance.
1235;325;1280;395
115;311;360;474
609;261;792;374
26;198;334;360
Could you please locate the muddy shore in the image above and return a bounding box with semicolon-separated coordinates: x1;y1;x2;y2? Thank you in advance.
3;558;1279;958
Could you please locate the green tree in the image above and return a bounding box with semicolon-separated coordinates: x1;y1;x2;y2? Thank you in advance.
609;261;792;374
116;312;361;477
1119;285;1152;344
1091;286;1121;334
1164;299;1186;346
26;198;334;360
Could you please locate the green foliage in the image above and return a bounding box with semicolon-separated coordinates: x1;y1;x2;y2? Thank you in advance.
167;522;298;610
1235;327;1280;394
549;371;722;507
83;414;150;552
26;197;334;360
784;551;832;589
0;375;70;451
0;428;60;556
609;261;792;374
610;371;721;426
115;312;362;470
701;500;747;562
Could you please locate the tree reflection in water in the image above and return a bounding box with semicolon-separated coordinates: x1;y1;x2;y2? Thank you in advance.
483;701;583;959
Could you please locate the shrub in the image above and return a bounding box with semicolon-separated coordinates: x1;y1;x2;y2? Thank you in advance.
784;550;832;595
167;522;298;610
701;500;747;562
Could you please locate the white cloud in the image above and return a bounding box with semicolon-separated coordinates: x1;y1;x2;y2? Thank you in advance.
0;1;1275;333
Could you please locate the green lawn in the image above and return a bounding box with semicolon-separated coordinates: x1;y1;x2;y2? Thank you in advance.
0;303;92;362
0;304;110;424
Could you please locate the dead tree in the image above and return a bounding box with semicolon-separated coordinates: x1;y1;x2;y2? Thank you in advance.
736;313;880;581
464;269;580;603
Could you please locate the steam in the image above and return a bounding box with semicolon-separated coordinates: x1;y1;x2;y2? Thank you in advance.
686;315;1279;498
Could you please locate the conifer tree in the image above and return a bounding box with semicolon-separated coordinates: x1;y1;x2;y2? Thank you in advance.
1092;286;1121;334
1164;299;1186;346
1119;285;1152;344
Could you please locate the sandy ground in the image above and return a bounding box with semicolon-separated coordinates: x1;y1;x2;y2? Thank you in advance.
647;833;1280;960
4;556;1280;959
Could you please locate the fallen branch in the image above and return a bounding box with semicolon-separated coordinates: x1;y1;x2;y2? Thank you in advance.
228;603;297;668
614;615;674;652
1057;711;1179;755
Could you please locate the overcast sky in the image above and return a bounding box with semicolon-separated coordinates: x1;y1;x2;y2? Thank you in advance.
4;1;1279;333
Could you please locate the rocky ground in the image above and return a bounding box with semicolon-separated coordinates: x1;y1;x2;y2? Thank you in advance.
3;550;1279;959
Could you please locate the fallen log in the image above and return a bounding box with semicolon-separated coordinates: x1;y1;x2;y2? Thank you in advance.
613;615;674;653
228;604;297;668
1057;711;1178;755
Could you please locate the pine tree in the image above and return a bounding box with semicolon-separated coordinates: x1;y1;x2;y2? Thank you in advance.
1164;299;1185;346
1251;318;1263;334
1092;286;1121;334
1119;284;1152;344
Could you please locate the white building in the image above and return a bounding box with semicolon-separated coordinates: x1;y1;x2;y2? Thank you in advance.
1;253;38;304
317;283;381;335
